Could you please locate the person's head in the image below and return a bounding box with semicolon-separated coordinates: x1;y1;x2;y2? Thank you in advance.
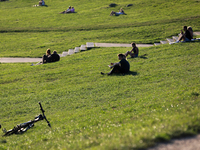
183;26;187;31
46;48;51;55
131;42;136;47
118;53;125;60
69;6;71;9
53;50;57;54
188;26;193;32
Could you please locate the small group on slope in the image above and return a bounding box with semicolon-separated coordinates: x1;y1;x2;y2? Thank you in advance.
59;6;75;14
42;48;60;64
101;42;139;75
170;26;194;44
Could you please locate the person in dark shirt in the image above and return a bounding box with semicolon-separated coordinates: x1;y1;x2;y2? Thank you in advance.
101;53;130;75
49;51;60;62
176;26;192;43
187;26;193;39
125;42;139;58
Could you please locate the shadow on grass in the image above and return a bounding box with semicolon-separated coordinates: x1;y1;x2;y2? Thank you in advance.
142;124;200;150
33;4;48;7
126;71;138;76
107;71;138;76
127;54;148;59
139;56;148;59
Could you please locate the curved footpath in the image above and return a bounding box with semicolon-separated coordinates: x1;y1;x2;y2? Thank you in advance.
1;32;199;63
147;134;200;150
0;43;153;63
0;57;42;63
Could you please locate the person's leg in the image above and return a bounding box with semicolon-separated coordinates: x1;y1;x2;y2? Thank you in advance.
183;37;190;42
66;11;72;13
178;33;184;41
131;54;138;58
108;65;121;75
101;65;125;75
125;51;131;57
59;11;65;14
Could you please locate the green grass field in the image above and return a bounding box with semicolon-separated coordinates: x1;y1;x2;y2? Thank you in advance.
0;0;200;149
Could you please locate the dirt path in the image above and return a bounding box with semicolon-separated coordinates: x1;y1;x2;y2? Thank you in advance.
147;134;200;150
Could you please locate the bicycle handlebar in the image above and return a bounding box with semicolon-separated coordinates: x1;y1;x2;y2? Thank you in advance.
2;102;51;136
38;102;51;128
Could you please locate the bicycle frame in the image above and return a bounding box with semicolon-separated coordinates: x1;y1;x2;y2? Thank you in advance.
2;102;51;136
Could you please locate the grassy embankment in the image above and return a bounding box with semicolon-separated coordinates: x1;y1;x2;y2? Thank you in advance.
0;0;200;149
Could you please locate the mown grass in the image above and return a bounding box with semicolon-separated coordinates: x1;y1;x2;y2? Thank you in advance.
1;0;200;57
0;0;200;149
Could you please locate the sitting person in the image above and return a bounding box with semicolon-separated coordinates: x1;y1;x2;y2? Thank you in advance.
187;26;193;39
110;8;125;16
49;51;60;62
42;48;51;64
101;53;130;75
175;26;192;43
67;6;75;13
125;42;139;58
60;6;75;14
39;0;45;6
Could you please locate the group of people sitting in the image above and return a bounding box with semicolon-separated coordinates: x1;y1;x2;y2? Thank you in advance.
170;26;194;44
42;48;60;64
101;42;139;75
40;43;138;75
59;6;75;14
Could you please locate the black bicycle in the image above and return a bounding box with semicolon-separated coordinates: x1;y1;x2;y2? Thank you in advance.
1;102;51;136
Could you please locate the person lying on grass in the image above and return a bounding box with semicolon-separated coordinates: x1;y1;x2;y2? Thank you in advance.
59;6;75;14
33;0;45;7
125;42;139;58
101;53;130;75
110;8;125;16
175;26;192;43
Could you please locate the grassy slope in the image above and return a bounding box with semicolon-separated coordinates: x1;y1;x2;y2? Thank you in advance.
0;0;200;57
0;0;200;149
